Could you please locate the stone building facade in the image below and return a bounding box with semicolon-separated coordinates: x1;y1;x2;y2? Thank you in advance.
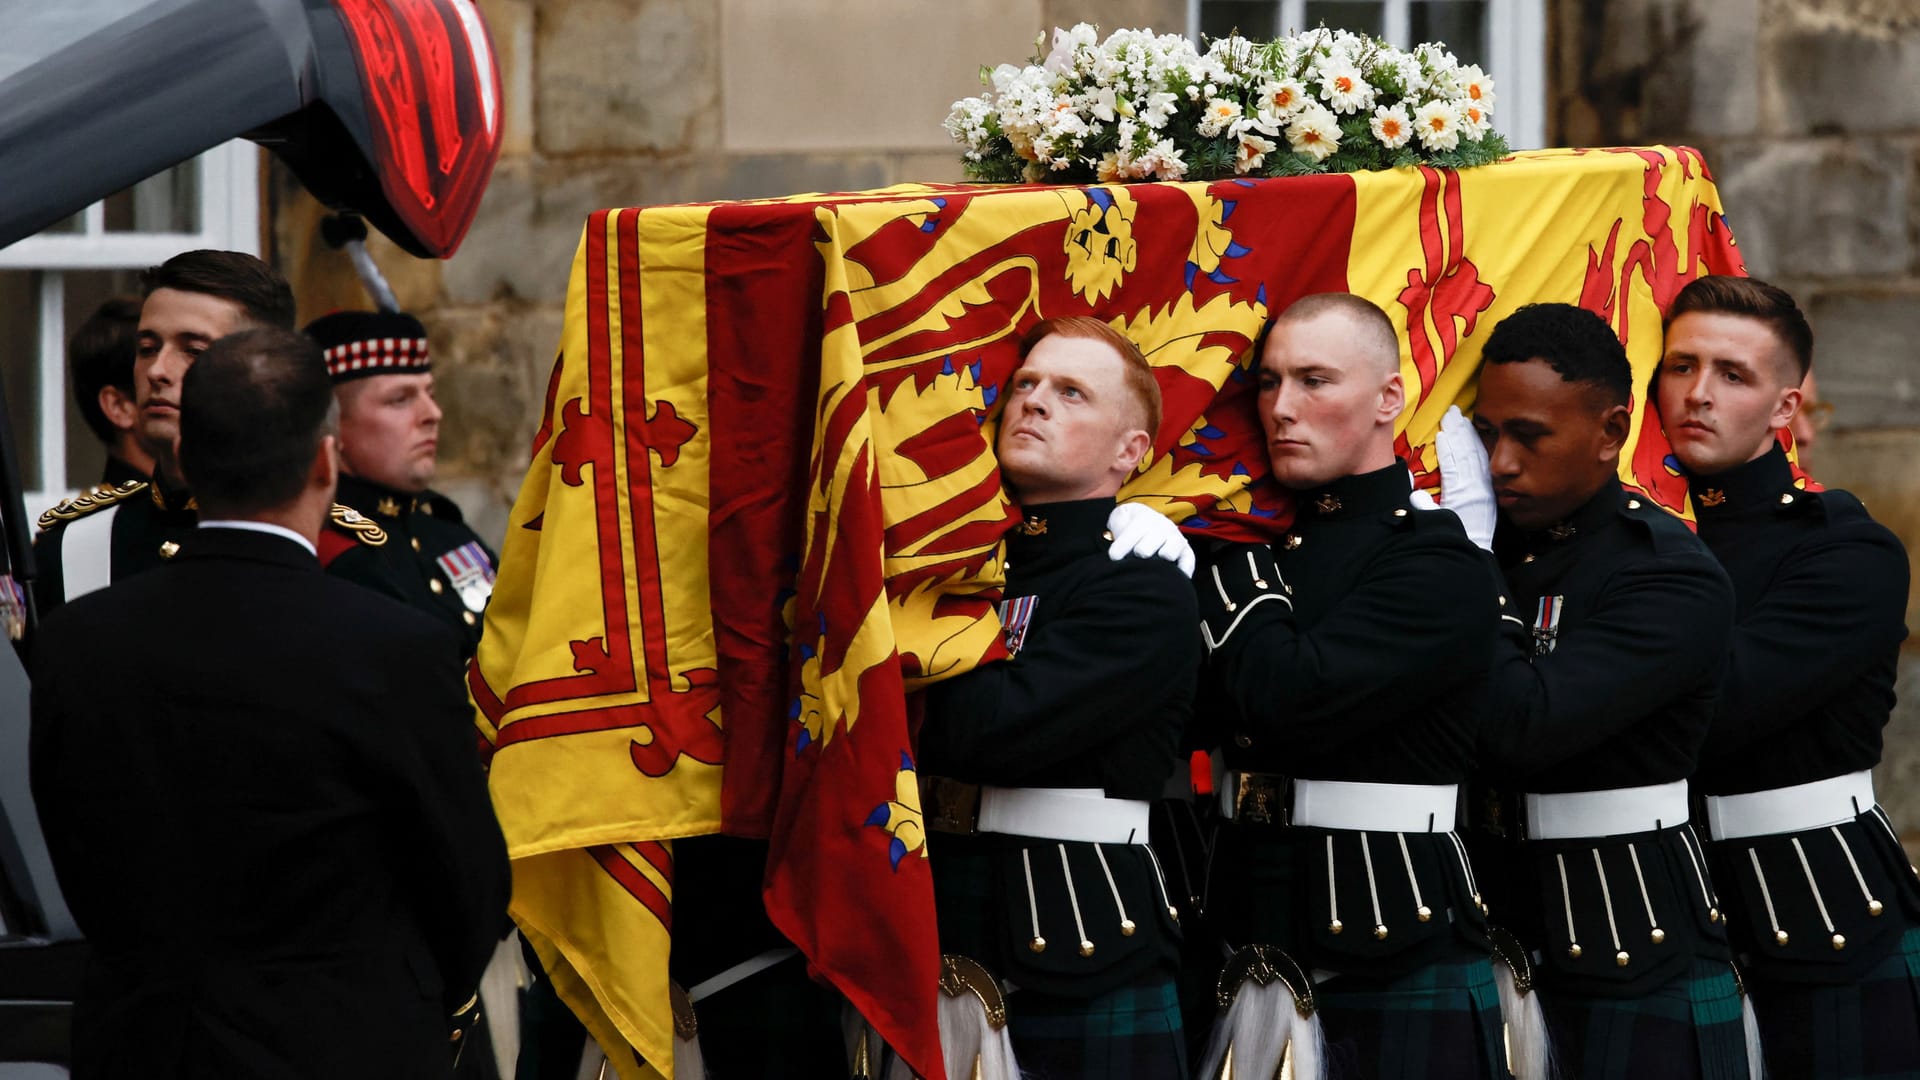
273;0;1920;843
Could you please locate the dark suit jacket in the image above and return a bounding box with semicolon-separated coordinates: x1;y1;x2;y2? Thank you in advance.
28;526;510;1079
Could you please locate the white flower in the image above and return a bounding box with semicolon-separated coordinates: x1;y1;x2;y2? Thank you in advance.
1285;102;1341;162
1256;79;1309;117
1458;99;1492;140
1317;60;1375;114
1043;24;1098;74
1088;85;1119;122
1414;99;1462;151
1137;138;1188;180
1096;151;1125;182
1456;64;1496;112
1236;132;1278;173
1196;97;1244;137
1138;91;1178;128
1369;104;1413;149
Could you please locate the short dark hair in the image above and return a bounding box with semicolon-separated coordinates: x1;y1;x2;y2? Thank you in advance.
178;328;336;515
1018;316;1162;436
1480;303;1632;407
68;296;142;444
142;250;297;331
1666;275;1813;380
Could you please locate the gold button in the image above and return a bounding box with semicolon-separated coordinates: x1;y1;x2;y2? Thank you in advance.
1328;919;1344;934
1393;508;1408;517
1078;940;1095;957
411;537;422;552
1284;534;1302;550
1416;906;1432;922
1029;937;1046;953
1710;907;1721;923
1372;924;1389;941
1832;933;1847;950
158;540;180;559
1650;928;1666;944
430;579;444;594
463;611;476;626
1780;493;1794;505
1870;899;1885;916
1101;530;1113;541
1119;919;1136;937
1567;943;1582;959
1233;733;1252;748
1627;499;1641;510
1775;930;1790;946
1499;596;1507;606
1615;950;1630;967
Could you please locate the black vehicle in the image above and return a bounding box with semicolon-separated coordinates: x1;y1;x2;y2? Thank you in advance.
0;1;503;1071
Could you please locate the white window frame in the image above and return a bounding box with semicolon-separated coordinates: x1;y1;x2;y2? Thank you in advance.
1186;0;1547;150
0;140;261;515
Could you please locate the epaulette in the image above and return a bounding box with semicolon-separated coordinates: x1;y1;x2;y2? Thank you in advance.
38;480;147;529
329;503;389;546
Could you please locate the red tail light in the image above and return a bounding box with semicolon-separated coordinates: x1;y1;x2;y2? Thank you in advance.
331;0;502;257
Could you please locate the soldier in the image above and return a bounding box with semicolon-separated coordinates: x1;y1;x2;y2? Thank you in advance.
305;310;496;658
1194;293;1505;1080
1655;276;1920;1075
33;250;296;612
913;315;1200;1078
67;296;154;489
1465;302;1750;1078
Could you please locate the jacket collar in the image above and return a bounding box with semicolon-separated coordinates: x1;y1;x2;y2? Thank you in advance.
1292;461;1412;523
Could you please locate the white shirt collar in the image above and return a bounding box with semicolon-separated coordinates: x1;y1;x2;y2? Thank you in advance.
196;519;318;558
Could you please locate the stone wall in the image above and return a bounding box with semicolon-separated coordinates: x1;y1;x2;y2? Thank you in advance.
1551;0;1920;847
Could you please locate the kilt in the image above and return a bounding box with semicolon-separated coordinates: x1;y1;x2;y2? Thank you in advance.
1005;975;1187;1080
1746;925;1920;1079
1538;958;1751;1080
1315;954;1506;1080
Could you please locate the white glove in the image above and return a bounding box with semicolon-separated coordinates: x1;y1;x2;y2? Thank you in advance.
1106;501;1196;578
1413;405;1496;552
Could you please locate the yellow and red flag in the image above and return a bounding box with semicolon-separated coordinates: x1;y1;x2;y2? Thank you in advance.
473;146;1746;1079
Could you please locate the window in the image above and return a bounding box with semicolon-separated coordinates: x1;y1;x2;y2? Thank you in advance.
0;141;261;516
1188;0;1546;150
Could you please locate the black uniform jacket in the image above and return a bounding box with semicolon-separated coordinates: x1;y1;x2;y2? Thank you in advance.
1479;477;1736;996
918;497;1199;998
1687;446;1920;983
1196;463;1501;978
33;475;198;615
29;527;510;1078
321;475;497;657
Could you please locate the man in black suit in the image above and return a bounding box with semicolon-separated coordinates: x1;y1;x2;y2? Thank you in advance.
29;327;510;1078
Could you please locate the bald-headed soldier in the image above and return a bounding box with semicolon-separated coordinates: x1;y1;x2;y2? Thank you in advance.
1195;293;1505;1080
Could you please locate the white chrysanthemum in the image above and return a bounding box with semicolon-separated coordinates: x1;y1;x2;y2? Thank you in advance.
1257;79;1309;117
1414;99;1462;151
1458;100;1492;140
1236;132;1278;173
1369;104;1413;149
1317;60;1375;114
1196;97;1244;138
1286;102;1341;162
1456;64;1497;112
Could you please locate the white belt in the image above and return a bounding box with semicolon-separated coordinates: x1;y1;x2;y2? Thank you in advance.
1525;780;1689;840
1704;770;1875;841
976;787;1150;845
1292;780;1457;833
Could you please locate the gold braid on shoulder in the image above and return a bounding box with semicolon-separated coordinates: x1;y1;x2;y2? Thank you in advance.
330;504;389;546
38;481;148;529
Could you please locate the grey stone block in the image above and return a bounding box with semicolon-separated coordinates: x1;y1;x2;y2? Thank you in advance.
535;0;720;156
1801;293;1920;431
1712;139;1909;279
1766;13;1920;136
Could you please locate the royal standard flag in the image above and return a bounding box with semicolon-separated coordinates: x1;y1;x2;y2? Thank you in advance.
473;146;1748;1079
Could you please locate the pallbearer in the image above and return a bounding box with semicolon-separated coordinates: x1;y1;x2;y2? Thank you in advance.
916;316;1199;1080
1465;302;1753;1078
1656;276;1920;1077
1195;293;1505;1080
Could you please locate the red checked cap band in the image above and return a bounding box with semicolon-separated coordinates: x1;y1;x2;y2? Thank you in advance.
302;310;431;384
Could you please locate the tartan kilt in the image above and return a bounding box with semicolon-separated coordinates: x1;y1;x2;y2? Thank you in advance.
1004;975;1187;1080
1746;925;1920;1079
1315;954;1506;1080
1537;957;1751;1080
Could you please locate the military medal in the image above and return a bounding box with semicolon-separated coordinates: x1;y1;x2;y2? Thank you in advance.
999;594;1038;655
1531;595;1563;656
436;541;497;613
